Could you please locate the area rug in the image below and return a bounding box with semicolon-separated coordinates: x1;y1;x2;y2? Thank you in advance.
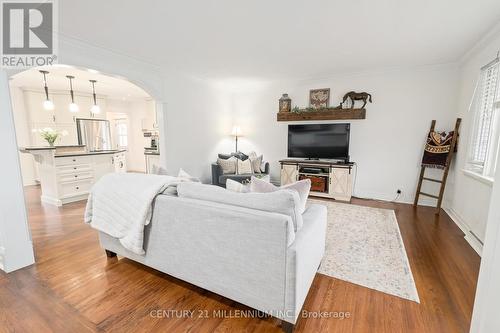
310;200;420;303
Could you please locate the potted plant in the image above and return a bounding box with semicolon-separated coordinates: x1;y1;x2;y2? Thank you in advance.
35;128;68;146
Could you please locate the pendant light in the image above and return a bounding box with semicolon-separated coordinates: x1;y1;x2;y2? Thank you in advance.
89;80;101;114
66;75;79;113
39;70;54;110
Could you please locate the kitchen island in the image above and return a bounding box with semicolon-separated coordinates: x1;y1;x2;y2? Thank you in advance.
20;146;127;206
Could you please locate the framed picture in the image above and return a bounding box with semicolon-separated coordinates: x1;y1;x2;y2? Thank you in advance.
309;88;330;109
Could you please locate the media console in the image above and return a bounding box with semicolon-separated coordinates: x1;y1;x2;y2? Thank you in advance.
279;159;355;202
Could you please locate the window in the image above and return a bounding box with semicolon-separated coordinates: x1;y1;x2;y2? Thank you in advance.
467;58;500;180
115;119;128;149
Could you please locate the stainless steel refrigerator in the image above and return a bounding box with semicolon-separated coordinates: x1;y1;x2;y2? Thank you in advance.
76;118;113;151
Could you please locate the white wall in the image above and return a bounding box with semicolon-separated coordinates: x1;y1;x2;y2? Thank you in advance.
446;24;500;251
229;65;460;203
107;98;155;172
162;75;233;182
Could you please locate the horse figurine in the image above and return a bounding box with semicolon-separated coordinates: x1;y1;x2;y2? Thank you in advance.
341;91;372;109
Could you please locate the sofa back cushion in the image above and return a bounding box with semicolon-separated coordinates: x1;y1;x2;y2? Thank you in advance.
177;183;303;231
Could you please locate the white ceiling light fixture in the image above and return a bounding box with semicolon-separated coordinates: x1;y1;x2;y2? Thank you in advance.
89;80;101;115
66;75;79;113
39;70;54;110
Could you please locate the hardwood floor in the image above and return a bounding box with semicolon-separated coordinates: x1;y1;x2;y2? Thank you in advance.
0;186;480;333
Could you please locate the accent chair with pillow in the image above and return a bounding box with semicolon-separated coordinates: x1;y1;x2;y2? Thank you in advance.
212;151;270;187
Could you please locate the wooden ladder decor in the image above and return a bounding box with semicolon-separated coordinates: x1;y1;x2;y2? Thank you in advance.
414;118;462;214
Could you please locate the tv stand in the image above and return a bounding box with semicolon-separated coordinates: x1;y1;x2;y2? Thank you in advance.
279;159;354;202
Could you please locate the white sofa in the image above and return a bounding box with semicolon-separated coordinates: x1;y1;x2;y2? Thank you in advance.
98;183;327;332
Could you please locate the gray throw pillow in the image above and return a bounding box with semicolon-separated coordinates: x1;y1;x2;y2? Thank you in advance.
218;152;248;161
217;157;237;174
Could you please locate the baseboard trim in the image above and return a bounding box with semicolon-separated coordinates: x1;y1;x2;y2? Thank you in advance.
0;241;35;273
0;246;5;271
353;189;435;206
23;180;39;187
41;194;88;207
41;195;62;206
444;207;483;256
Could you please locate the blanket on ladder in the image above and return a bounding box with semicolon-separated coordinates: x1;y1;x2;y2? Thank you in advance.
421;130;457;169
84;173;177;255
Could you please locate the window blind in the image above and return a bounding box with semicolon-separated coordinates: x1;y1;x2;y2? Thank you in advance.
470;60;500;168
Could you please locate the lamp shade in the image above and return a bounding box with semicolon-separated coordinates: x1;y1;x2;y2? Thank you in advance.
90;104;101;114
43;99;54;110
69;102;79;113
231;126;242;136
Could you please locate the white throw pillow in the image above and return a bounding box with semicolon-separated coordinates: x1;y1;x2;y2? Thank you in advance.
160;168;200;196
217;157;237;174
250;155;263;174
250;176;311;214
237;159;253;174
226;179;250;193
248;151;264;173
178;168;201;182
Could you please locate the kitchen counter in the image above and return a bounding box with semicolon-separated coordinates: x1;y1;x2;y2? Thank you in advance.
55;149;127;158
20;145;126;157
19;145;85;152
144;151;160;156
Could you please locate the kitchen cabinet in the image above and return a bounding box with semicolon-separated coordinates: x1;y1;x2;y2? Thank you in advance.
21;147;127;206
145;154;160;174
24;90;107;147
141;100;158;131
92;154;116;180
52;93;78;123
24;91;56;124
113;151;127;173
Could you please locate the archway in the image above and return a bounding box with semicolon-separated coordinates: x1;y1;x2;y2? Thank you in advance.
0;40;167;271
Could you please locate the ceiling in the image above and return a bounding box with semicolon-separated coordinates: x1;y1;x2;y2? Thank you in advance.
57;0;500;81
9;65;151;100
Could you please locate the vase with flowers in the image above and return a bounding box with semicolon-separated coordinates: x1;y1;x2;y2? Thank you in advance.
35;128;69;147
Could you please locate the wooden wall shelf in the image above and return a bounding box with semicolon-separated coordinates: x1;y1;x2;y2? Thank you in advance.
277;108;366;121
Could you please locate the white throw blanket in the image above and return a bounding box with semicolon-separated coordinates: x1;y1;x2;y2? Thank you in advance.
84;173;177;255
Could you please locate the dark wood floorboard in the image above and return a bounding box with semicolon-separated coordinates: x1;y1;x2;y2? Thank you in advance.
0;186;480;332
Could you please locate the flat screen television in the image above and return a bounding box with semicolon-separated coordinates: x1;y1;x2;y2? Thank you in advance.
288;124;350;161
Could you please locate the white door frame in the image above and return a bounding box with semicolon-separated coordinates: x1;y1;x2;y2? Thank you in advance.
0;71;35;272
